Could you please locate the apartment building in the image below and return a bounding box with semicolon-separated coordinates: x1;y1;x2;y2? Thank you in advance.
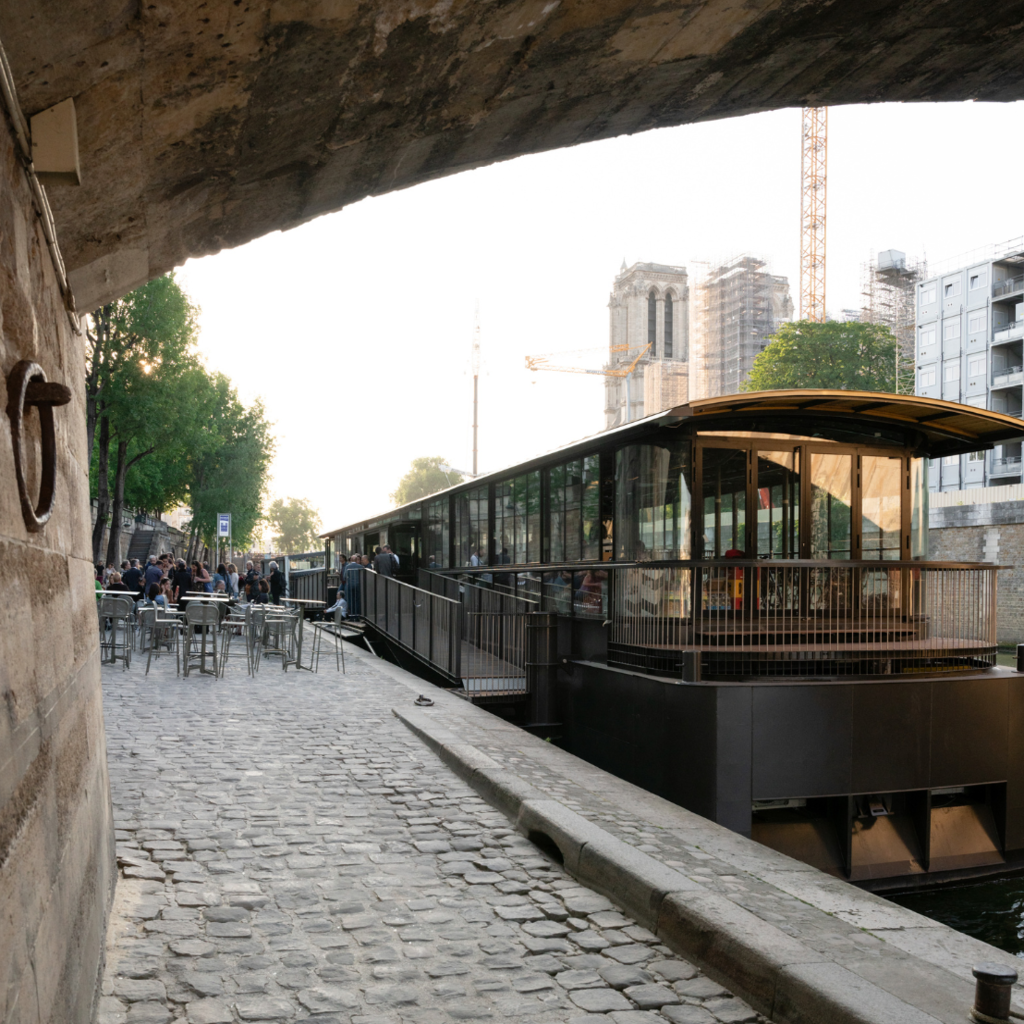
916;247;1024;490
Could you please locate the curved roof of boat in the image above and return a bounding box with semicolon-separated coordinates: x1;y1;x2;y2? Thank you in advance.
321;391;1023;537
683;390;1024;455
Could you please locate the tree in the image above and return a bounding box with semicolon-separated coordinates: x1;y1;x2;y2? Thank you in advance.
266;497;322;554
85;275;200;562
180;374;275;560
741;320;914;395
390;457;463;506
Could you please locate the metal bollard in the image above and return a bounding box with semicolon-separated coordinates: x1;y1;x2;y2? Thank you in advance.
972;962;1019;1023
1018;645;1024;672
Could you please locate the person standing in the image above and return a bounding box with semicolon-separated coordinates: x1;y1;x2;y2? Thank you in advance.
268;561;287;604
192;561;211;594
373;546;397;577
172;560;193;605
343;553;362;618
227;563;239;597
144;556;163;589
243;561;262;602
123;560;144;594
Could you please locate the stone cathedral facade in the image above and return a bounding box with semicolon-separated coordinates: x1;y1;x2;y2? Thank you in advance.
605;262;690;429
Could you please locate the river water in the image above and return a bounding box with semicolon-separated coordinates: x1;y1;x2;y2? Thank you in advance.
892;878;1024;957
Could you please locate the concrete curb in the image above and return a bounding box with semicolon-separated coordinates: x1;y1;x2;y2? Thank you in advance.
392;705;960;1024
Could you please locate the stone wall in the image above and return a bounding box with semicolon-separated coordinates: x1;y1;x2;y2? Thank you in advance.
0;102;115;1021
930;501;1024;644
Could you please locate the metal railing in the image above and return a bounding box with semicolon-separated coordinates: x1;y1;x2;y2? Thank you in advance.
362;572;461;678
288;567;327;605
994;320;1024;342
610;561;998;679
418;570;528;695
989;455;1023;475
994;276;1024;298
992;366;1023;387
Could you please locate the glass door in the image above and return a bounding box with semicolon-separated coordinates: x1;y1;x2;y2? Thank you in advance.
861;455;903;560
699;447;748;558
756;449;800;558
809;452;853;559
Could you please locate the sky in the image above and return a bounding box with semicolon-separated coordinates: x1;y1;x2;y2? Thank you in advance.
176;100;1024;536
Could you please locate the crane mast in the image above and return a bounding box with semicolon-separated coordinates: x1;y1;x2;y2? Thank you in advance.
800;107;827;322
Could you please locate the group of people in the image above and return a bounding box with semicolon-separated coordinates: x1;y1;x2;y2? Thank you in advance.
321;544;400;620
95;555;290;606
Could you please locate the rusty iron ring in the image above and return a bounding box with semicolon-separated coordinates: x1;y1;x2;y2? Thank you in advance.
6;360;71;532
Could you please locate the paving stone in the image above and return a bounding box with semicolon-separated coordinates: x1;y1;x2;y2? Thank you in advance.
187;999;234;1024
97;645;724;1024
660;1006;718;1024
650;960;699;983
702;997;758;1023
625;983;680;1008
608;1013;666;1023
676;977;731;999
569;988;633;1013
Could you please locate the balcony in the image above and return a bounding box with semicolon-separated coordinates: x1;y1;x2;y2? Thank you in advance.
993;276;1024;299
991;366;1024;388
993;320;1024;343
990;456;1022;477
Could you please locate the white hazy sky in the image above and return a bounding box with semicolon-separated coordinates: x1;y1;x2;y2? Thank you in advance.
177;101;1024;535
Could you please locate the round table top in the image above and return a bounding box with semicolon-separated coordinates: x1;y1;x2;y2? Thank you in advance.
282;598;325;605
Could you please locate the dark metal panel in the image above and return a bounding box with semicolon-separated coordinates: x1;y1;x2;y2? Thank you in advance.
752;685;853;799
850;682;931;794
1006;676;1024;851
930;677;1009;788
716;687;753;836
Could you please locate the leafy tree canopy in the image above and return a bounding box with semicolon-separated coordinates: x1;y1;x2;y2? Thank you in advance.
741;320;913;395
390;457;463;506
266;497;323;554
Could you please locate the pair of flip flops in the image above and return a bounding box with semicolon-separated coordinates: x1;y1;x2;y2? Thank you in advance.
414;694;435;707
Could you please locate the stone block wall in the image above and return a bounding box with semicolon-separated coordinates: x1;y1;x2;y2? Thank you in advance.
930;501;1024;644
0;105;115;1020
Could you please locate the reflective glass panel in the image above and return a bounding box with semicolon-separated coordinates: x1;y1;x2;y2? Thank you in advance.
757;450;800;559
810;453;852;559
700;447;747;558
910;457;928;560
615;443;691;560
862;455;902;560
454;486;488;566
426;498;449;568
574;568;608;618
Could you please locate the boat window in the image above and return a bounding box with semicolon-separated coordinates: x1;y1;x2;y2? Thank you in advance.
547;455;601;562
495;471;540;564
454;486;488;567
910;458;928;560
615;443;692;560
810;453;853;559
757;450;800;559
700;447;747;559
861;455;902;560
426;498;449;568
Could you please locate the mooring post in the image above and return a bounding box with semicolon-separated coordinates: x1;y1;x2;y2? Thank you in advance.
1017;644;1024;672
972;962;1018;1023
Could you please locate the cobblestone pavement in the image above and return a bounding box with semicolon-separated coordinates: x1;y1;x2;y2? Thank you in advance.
99;636;763;1024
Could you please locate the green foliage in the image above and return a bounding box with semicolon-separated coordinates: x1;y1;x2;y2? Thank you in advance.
741;320;914;395
390;457;463;506
266;497;323;554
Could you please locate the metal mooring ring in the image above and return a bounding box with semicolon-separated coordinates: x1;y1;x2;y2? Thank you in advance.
6;360;71;532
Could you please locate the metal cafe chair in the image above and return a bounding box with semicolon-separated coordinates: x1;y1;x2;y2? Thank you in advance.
257;607;302;672
183;603;220;677
138;606;182;676
309;607;347;674
98;595;134;669
218;602;255;677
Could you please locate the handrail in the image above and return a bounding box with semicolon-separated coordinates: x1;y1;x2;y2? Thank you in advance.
432;558;1007;573
994;276;1024;298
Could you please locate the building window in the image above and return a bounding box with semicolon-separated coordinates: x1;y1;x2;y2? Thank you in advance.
918;366;937;387
494;471;540;564
426;498;449;568
943;319;961;341
920;282;937;304
944;278;961;297
944;361;960;382
970;271;988;290
546;455;601;562
648;290;657;358
919;326;936;350
664;294;673;359
968;310;987;334
967;451;985;463
942;455;959;467
454;487;488;566
968;355;985;377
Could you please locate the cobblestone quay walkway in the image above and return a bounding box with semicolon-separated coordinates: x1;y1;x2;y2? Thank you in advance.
99;639;762;1024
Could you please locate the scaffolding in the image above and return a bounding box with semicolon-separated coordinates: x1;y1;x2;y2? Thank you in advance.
693;255;793;397
860;249;926;394
800;107;827;322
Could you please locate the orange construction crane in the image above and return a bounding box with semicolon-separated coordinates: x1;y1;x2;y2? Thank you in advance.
525;343;648;378
800;106;827;322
